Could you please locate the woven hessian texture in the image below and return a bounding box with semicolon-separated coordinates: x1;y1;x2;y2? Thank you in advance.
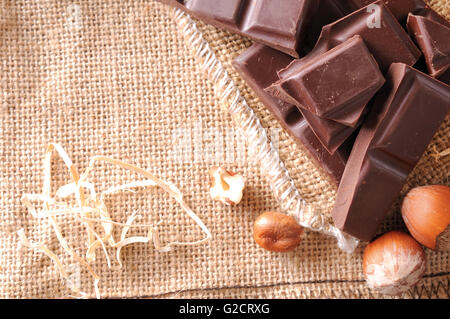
0;0;448;298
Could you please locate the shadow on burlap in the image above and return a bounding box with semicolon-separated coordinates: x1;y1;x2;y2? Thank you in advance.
0;0;448;298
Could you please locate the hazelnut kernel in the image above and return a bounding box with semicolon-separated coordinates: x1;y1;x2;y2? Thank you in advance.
209;166;245;206
253;211;303;252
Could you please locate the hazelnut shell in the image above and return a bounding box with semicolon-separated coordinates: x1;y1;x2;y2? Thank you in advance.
401;185;450;251
363;231;426;296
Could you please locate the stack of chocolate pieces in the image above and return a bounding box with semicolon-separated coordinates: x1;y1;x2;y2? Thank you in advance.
158;0;450;242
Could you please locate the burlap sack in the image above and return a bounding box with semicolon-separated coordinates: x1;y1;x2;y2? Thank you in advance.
0;0;448;299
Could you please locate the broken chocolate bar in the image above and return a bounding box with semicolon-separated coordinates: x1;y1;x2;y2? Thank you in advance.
407;11;450;78
232;44;353;184
265;2;421;153
156;0;320;57
267;36;385;127
332;63;450;241
276;1;421;79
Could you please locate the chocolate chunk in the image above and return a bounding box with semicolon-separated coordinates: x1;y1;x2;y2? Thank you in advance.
266;82;365;156
267;36;385;127
407;11;450;78
277;1;421;78
267;71;361;155
232;44;352;184
332;63;450;241
156;0;320;57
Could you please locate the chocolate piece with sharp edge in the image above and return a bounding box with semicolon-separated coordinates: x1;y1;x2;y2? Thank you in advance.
156;0;320;57
332;63;450;241
302;0;357;53
268;36;385;127
266;2;422;153
266;71;367;155
274;1;421;81
232;44;353;184
298;103;365;155
236;40;360;156
407;11;450;78
439;69;450;85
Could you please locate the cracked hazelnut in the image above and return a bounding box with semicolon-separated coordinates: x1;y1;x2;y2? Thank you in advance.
209;166;245;206
363;231;426;296
253;211;303;252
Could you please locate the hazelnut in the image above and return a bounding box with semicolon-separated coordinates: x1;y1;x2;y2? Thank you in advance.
209;166;245;206
401;185;450;251
253;211;303;252
363;231;426;296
